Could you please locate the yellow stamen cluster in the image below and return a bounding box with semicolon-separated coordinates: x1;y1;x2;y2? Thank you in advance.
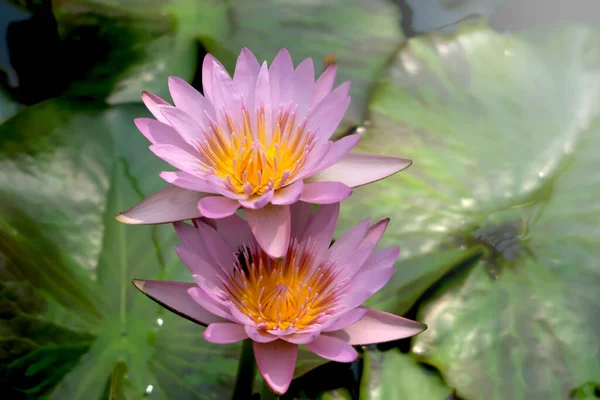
196;106;316;196
224;240;340;331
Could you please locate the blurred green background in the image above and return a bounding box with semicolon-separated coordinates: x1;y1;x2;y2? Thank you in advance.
0;0;599;399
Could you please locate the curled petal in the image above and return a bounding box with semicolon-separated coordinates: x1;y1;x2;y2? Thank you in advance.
115;185;203;225
254;340;298;395
204;323;248;344
198;196;240;218
238;190;274;209
272;180;304;205
326;308;426;345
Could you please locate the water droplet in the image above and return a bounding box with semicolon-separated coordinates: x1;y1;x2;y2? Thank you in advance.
356;126;367;135
156;318;163;327
538;171;545;178
146;385;154;394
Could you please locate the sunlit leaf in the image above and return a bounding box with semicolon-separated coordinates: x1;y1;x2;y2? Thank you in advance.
339;23;600;399
360;350;452;400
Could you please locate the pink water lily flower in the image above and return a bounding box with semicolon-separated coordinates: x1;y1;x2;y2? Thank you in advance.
133;203;426;394
116;48;411;258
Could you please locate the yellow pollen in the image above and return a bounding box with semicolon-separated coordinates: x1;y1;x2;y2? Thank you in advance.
224;242;339;331
197;106;316;196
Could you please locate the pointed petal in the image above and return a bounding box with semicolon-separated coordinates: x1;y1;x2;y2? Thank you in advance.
253;340;298;395
141;91;171;123
349;266;394;301
299;181;351;204
134;118;196;155
174;246;224;286
326;308;427;345
272;180;304;205
234;48;261;98
194;219;236;269
245;204;291;258
215;214;253;251
203;322;248;344
359;247;400;274
289;201;314;239
160;171;217;193
301;203;339;264
187;286;232;321
311;65;337;108
304;335;358;363
132;280;224;326
328;218;370;262
289;58;315;120
269;48;294;108
198;196;240;218
227;303;256;325
362;218;390;246
168;76;214;126
322;308;368;332
308;153;412;188
159;105;204;147
115;185;203;225
254;62;272;142
311;134;361;174
150;144;201;175
308;82;351;143
173;221;202;250
202;54;229;102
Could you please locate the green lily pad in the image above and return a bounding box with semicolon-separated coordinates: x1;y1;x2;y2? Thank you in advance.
338;23;600;399
0;99;323;399
360;350;453;400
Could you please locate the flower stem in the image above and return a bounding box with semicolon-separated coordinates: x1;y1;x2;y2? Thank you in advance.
232;339;257;400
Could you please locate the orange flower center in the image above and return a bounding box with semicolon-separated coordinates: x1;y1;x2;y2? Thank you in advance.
223;240;340;331
196;106;316;196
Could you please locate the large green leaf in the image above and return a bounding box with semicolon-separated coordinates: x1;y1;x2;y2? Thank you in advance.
360;350;453;400
338;23;600;399
0;100;322;399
